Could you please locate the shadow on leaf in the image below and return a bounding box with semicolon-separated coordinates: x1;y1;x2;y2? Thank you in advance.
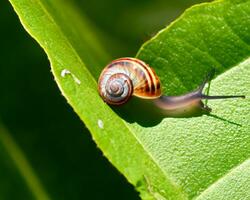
111;97;243;127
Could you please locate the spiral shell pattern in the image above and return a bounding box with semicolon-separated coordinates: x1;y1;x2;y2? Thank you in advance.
98;57;162;105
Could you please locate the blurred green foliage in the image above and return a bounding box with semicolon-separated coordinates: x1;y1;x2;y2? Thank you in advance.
78;0;210;57
1;0;208;199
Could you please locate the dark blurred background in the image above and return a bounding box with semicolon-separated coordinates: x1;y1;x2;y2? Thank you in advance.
0;0;208;199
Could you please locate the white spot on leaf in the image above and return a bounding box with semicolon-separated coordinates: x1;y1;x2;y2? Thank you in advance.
97;119;104;129
61;69;70;77
61;69;81;85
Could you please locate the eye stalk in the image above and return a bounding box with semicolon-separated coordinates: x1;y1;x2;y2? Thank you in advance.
197;69;245;100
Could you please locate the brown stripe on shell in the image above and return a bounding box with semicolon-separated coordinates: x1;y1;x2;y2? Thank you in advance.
133;65;150;95
130;59;154;94
149;67;161;96
146;67;156;95
132;58;161;97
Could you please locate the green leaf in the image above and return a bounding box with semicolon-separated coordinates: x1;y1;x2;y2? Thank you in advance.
8;0;250;200
137;0;250;95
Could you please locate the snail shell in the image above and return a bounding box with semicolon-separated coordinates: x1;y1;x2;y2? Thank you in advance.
98;57;162;105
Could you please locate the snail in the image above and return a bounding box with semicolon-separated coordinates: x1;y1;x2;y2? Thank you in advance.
98;57;245;116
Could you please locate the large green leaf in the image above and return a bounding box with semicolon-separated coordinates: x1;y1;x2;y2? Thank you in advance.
8;0;250;200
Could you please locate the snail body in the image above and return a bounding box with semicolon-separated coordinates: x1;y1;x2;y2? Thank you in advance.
98;57;245;116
